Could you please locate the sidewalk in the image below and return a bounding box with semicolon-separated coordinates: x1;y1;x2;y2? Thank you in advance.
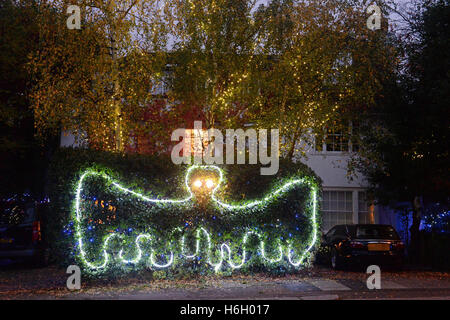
1;265;449;300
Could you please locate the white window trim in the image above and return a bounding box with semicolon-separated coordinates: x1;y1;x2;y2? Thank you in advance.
313;121;358;155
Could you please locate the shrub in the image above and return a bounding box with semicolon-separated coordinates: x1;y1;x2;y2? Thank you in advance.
46;147;322;278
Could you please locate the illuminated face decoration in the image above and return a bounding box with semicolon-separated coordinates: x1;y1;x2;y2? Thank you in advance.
73;165;319;274
188;168;219;205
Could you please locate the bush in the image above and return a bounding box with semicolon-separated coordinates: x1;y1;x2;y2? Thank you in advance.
417;231;450;270
46;147;321;278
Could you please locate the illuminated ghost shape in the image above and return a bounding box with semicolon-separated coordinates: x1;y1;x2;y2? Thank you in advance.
73;165;319;273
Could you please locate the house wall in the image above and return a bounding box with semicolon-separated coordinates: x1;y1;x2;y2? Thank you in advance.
295;141;378;232
60;130;87;148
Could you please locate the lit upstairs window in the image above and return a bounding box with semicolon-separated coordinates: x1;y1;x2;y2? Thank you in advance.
314;120;360;153
325;121;349;152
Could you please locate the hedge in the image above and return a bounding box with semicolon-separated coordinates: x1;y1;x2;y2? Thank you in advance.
46;147;322;279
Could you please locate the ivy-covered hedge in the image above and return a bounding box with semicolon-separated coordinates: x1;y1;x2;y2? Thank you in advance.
46;147;322;278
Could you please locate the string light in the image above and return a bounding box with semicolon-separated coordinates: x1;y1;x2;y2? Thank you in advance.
73;165;319;273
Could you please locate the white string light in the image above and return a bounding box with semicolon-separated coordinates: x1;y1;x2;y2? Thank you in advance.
73;165;319;272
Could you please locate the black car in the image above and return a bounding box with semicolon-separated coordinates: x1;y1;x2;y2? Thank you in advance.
318;224;405;270
0;195;49;266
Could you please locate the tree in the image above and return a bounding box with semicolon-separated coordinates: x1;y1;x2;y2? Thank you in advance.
29;0;398;159
351;0;449;261
164;0;398;160
167;0;262;129
29;0;168;151
254;0;399;159
0;0;55;197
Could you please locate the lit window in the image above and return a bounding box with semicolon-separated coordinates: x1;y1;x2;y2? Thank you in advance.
321;191;353;232
358;191;373;224
325;122;349;152
315;121;362;153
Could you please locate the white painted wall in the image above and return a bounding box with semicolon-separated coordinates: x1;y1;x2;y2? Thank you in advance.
294;140;377;230
60;130;87;148
301;152;368;189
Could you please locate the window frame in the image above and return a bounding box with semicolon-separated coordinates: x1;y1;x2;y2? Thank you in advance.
314;120;359;154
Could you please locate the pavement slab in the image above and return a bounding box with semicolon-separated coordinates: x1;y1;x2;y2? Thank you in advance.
307;279;351;291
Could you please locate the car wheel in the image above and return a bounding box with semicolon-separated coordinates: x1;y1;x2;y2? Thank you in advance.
331;248;344;270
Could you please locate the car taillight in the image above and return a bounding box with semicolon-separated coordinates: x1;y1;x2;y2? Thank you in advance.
392;242;405;250
349;241;365;249
32;221;41;242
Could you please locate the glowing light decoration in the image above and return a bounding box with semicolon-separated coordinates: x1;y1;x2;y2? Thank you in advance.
193;180;202;188
205;179;214;189
72;165;319;274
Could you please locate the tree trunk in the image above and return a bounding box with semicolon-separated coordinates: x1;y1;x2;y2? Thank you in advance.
110;26;123;152
287;115;303;160
278;88;287;134
409;196;422;264
287;130;299;160
113;80;122;152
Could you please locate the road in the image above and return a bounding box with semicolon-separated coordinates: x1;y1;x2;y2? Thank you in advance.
0;263;449;300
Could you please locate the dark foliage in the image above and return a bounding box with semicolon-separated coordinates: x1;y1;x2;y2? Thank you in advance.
46;148;321;278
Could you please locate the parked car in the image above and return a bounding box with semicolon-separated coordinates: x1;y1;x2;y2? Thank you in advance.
0;195;49;266
318;224;405;270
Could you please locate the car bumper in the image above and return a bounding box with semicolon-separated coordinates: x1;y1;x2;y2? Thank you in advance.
342;251;404;265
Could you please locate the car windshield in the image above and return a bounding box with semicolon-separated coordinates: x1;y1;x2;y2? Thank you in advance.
354;225;399;240
0;202;35;226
